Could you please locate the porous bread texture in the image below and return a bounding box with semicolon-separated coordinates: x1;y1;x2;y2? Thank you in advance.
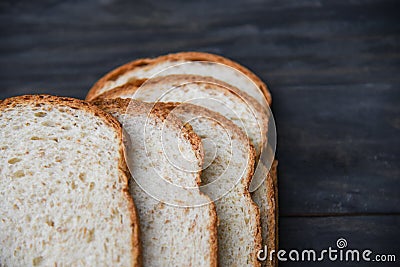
92;99;218;267
0;95;140;267
86;51;271;106
93;75;275;266
161;102;261;267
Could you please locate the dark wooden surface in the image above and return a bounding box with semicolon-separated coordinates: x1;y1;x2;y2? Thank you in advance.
1;0;399;266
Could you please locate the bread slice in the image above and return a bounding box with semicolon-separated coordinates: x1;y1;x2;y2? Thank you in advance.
0;95;140;266
271;161;278;267
254;160;278;267
92;75;276;266
86;51;271;106
160;102;261;266
92;98;218;267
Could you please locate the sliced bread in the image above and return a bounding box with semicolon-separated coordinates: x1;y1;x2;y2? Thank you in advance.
160;102;261;266
92;75;276;266
86;51;271;106
0;95;140;266
93;75;269;158
92;98;218;267
253;160;278;267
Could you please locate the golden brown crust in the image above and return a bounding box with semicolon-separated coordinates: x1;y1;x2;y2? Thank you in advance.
0;94;142;267
92;80;140;100
264;160;278;267
93;74;269;156
208;199;219;267
86;51;272;105
272;160;279;267
248;145;262;267
92;98;218;266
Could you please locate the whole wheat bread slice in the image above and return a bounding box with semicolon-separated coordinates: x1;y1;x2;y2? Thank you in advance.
86;51;271;106
254;160;278;267
160;102;261;266
92;98;218;267
0;95;140;266
87;51;277;251
92;75;276;266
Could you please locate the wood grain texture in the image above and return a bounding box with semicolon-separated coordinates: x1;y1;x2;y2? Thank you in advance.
276;84;400;215
279;215;400;266
0;0;399;265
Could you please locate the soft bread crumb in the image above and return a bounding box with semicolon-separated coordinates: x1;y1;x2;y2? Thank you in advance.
0;95;140;266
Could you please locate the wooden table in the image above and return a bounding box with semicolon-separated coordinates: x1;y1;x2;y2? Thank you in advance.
1;0;399;266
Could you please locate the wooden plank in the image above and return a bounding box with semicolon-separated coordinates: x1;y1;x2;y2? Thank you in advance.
0;0;398;216
278;215;400;266
0;1;399;266
275;84;400;215
0;0;399;97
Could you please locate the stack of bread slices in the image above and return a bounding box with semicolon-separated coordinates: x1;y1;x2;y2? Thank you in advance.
0;52;277;267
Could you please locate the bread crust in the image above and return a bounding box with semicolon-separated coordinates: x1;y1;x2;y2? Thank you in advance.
265;160;278;267
92;98;218;267
86;51;272;105
93;74;269;156
0;94;142;267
